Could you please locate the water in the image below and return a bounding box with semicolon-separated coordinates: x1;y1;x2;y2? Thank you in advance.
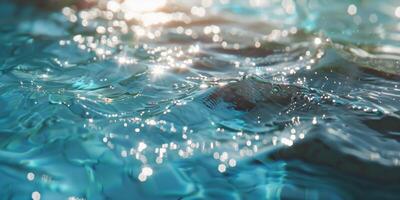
0;0;400;199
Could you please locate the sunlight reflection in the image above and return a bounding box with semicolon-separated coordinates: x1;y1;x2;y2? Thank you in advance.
121;0;167;13
151;65;166;77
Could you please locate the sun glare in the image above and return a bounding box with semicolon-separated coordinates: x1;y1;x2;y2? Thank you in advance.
121;0;167;13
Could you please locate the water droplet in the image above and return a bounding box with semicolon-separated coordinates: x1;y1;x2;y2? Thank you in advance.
228;159;237;167
27;172;35;181
218;164;226;173
312;117;318;125
347;4;357;16
32;191;41;200
395;7;400;18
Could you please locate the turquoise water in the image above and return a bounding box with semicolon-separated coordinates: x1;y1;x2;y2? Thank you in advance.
1;0;400;199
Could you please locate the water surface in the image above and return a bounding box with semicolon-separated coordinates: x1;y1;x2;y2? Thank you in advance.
0;0;400;199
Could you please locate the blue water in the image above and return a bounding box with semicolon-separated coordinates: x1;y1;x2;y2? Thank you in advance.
1;0;400;199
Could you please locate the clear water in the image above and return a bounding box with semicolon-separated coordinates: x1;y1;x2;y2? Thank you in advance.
1;0;400;199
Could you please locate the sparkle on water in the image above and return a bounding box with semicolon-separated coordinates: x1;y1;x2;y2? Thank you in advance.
1;0;400;199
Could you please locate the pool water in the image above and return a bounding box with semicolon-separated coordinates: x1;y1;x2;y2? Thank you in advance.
0;0;400;199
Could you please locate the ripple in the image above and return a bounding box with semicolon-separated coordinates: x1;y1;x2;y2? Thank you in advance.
1;0;400;199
